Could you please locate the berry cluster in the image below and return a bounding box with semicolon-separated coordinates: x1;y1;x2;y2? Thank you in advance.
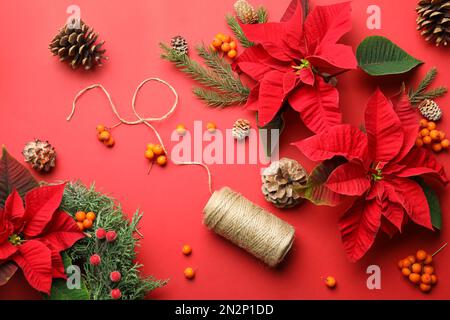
398;249;437;293
96;124;115;147
210;33;238;59
75;211;96;231
145;143;167;167
416;119;449;153
181;244;195;279
89;228;121;299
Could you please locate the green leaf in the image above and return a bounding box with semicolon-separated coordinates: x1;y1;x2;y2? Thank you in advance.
45;253;90;300
299;157;347;206
0;147;39;206
412;177;442;230
356;36;423;76
0;262;18;287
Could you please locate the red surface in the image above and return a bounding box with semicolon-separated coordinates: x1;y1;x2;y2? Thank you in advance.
0;0;449;300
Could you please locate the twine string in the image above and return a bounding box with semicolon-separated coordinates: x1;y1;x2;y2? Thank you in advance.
67;77;212;194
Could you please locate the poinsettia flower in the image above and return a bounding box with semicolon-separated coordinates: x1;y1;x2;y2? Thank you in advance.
232;0;357;132
294;89;448;261
0;184;84;294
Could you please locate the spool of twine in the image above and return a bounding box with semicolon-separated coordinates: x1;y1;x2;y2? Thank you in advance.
203;187;295;267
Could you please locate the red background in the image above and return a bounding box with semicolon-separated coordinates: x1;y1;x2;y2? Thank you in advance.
0;0;449;300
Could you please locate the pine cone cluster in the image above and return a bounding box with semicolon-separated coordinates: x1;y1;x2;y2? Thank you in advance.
234;0;259;24
416;0;450;47
171;36;189;55
49;20;107;70
23;139;57;173
419;99;443;121
232;119;251;140
261;158;308;209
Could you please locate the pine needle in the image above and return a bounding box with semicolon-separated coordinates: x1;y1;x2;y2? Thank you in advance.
226;15;255;48
408;67;447;104
256;7;269;23
193;87;248;108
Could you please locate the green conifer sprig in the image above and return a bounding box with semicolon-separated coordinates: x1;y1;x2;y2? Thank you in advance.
160;43;250;107
226;15;255;48
408;67;447;105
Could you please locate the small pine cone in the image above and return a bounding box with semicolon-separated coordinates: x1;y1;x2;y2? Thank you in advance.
171;36;189;55
49;20;107;70
23;139;57;173
419;99;442;121
232;119;251;140
261;158;308;209
234;0;259;24
416;0;450;47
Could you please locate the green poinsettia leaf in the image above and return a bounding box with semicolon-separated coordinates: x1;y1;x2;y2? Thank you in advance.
0;146;39;206
299;157;347;206
0;262;18;287
45;252;90;300
356;36;423;76
413;177;442;230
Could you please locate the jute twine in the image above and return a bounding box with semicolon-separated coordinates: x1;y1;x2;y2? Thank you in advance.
204;187;295;267
68;77;295;267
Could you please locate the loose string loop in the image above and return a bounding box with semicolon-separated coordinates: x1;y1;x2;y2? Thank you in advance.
67;77;212;194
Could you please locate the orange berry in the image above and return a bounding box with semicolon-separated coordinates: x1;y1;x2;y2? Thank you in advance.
441;139;449;149
415;138;424;147
152;144;164;156
420;128;430;137
82;219;93;229
156;155;168;167
215;33;226;41
325;276;336;288
75;211;86;222
420;119;428;128
210;44;217;52
423;265;434;275
184;267;195;279
145;149;155;160
401;267;411;277
221;42;231;52
96;124;106;133
431;274;438;285
222;35;231;43
430;129;440;140
76;222;84;231
182;244;192;255
422;136;432;145
99;130;111;142
423;254;433;265
212;38;222;48
176;124;187;136
104;137;115;147
402;259;412;268
416;249;427;261
421;273;432;284
419;283;431;293
439;131;446;140
206;122;217;133
147;143;155;150
229;41;237;49
427;122;437;131
407;255;416;264
411;263;422;274
409;273;421;284
86;212;96;221
398;260;404;269
432;143;443;153
227;49;238;59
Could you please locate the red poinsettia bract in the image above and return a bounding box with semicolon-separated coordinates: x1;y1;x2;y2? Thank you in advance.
294;89;448;261
0;184;84;294
233;0;357;132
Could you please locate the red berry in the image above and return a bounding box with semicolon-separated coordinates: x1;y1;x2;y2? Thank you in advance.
106;230;117;242
89;254;101;266
96;228;106;240
111;288;122;300
110;271;122;283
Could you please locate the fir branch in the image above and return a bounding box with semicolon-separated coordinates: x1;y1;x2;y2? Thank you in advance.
256;6;269;23
226;14;255;48
196;45;250;96
408;67;447;104
193;87;248;107
61;182;167;300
